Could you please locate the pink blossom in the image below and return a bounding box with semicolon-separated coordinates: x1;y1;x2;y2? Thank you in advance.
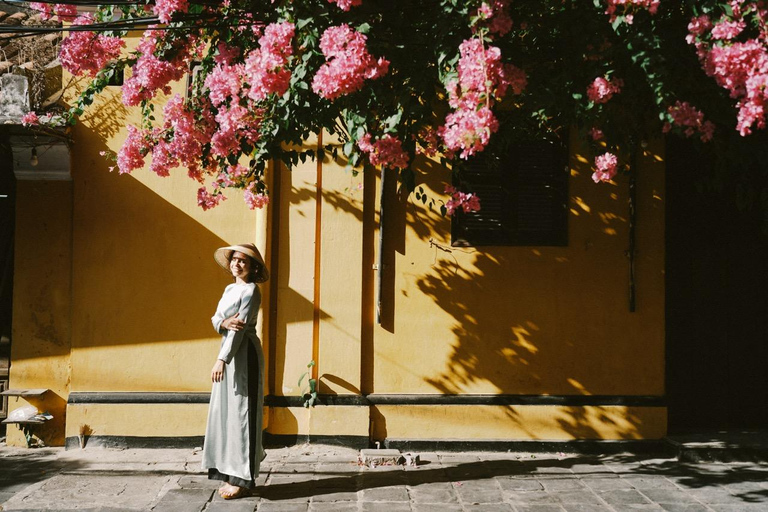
117;125;150;174
592;152;618;183
244;184;270;209
476;0;513;36
711;19;746;40
415;127;439;157
215;42;241;65
312;25;389;100
589;127;604;141
153;0;189;23
204;63;244;107
357;133;410;170
666;101;716;142
439;107;499;159
244;22;295;101
30;3;77;21
197;186;226;211
444;185;481;216
122;30;198;106
150;140;176;177
59;14;125;77
604;0;660;24
687;15;713;45
587;76;624;104
326;0;362;11
21;112;39;126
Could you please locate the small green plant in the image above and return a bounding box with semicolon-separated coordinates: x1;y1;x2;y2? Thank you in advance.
297;360;317;408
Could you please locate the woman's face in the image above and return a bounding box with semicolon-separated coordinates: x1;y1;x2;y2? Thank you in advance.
229;251;253;281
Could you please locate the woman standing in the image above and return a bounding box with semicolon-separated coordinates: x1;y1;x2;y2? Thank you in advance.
202;243;269;500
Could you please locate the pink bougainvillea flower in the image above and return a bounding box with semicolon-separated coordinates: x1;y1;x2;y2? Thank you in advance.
592;152;619;183
587;76;624;104
444;185;481;216
326;0;362;11
357;133;410;170
244;184;270;209
21;112;40;126
59;14;125;78
153;0;189;23
197;186;226;211
30;2;77;21
244;21;295;101
117;125;150;174
665;101;716;142
312;25;389;100
604;0;660;24
589;127;604;141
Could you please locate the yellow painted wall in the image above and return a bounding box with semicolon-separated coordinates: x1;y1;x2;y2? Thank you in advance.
10;38;665;444
8;180;73;447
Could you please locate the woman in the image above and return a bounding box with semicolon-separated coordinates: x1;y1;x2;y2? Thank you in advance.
202;243;269;500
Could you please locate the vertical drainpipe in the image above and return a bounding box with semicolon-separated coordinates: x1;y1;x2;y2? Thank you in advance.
376;167;386;325
312;132;323;381
628;146;637;313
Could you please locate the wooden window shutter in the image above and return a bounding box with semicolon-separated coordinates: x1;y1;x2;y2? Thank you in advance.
451;140;568;247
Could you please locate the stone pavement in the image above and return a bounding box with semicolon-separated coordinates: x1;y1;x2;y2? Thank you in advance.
1;443;768;512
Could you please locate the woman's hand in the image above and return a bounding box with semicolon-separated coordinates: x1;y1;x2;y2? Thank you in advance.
211;359;225;382
221;313;244;332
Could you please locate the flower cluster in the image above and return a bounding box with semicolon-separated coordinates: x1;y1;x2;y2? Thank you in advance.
587;76;624;104
439;38;526;159
444;185;481;216
21;112;39;126
326;0;362;11
197;186;226;211
244;22;295;101
153;0;189;23
117;125;150;174
663;101;716;142
59;14;125;78
312;25;389;100
358;133;410;170
122;30;200;106
29;2;77;21
688;3;768;136
476;0;513;36
604;0;660;24
244;184;270;209
593;152;619;183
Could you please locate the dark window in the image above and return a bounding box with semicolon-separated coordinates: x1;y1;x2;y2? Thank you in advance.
451;140;568;247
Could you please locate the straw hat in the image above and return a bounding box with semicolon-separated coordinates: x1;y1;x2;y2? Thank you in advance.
214;243;269;283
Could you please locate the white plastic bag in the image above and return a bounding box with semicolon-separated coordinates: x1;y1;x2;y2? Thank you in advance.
7;405;38;422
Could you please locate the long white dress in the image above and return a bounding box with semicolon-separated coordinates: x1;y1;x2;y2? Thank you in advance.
202;282;264;488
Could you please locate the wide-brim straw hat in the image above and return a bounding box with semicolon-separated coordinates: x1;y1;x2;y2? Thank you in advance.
214;243;270;283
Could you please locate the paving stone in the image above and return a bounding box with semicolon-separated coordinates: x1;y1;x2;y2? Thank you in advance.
310;490;360;502
549;490;603;504
161;488;215;502
308;501;359;511
463;504;514;511
153;501;207;512
407;486;459;504
205;500;258;512
581;476;634;490
599;489;654;506
456;488;505;504
658;505;711;512
707;505;768;512
178;476;223;489
639;488;703;504
620;476;681;490
513;505;566;512
540;479;586;491
361;503;412;512
256;503;309;512
0;491;17;503
359;486;409;502
685;488;743;504
454;478;501;490
496;478;544;491
410;504;462;512
507;491;561;504
561;504;613;512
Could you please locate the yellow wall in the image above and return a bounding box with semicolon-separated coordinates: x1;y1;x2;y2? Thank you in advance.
9;180;73;447
10;48;665;445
